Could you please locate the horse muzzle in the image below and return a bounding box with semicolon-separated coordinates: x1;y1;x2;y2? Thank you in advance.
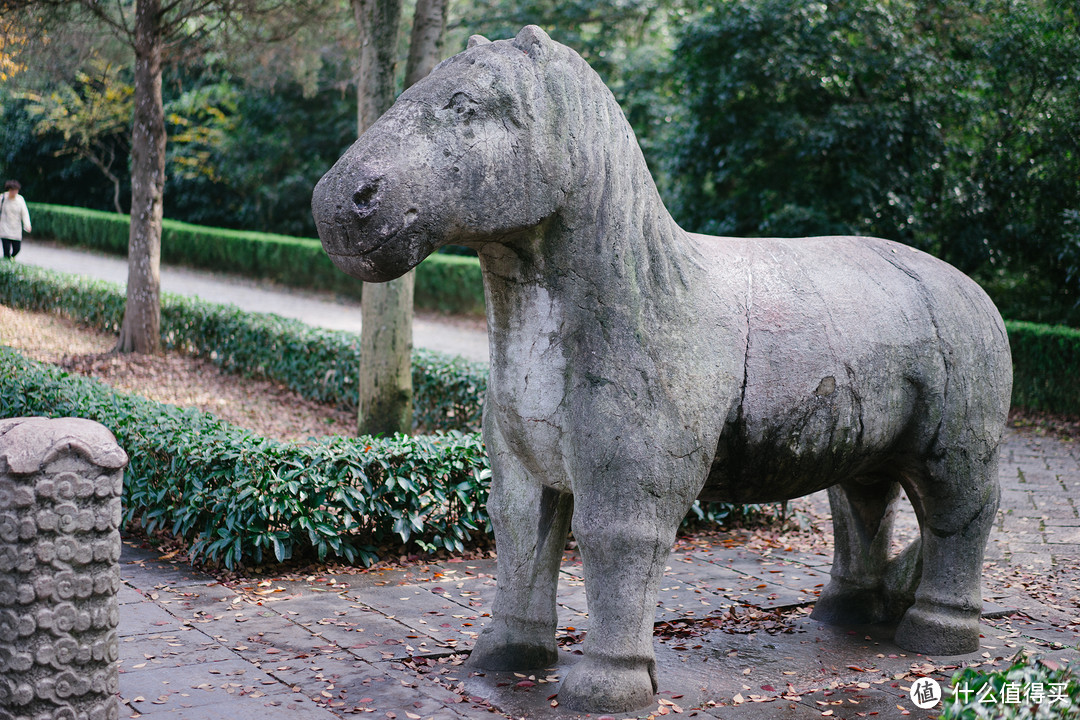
312;166;427;282
312;167;386;251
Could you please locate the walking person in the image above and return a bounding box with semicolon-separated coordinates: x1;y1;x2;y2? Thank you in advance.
1;179;32;260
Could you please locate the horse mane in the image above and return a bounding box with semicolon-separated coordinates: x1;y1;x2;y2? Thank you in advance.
499;26;694;296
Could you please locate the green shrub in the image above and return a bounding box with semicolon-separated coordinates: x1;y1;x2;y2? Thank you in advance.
0;348;491;569
414;252;486;316
942;652;1079;719
981;271;1080;330
0;262;486;432
1006;321;1080;416
28;202;485;316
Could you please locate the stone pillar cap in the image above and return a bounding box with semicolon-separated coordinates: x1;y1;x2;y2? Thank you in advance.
0;417;128;475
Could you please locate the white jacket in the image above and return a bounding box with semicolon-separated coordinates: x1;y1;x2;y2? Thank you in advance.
0;194;31;240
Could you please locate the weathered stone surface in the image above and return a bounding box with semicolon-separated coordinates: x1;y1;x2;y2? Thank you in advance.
0;417;128;720
312;26;1012;713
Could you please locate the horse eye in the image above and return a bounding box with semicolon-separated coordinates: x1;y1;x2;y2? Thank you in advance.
443;92;478;117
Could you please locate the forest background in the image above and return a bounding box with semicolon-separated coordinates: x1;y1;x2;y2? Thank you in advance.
2;0;1078;327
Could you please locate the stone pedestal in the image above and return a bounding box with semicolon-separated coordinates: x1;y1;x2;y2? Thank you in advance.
0;417;128;720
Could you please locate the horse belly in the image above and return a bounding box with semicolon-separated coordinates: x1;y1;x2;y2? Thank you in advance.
703;342;930;504
703;418;899;505
694;236;962;504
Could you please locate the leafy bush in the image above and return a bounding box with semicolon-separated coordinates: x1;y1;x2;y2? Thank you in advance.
0;262;486;432
414;252;486;316
0;348;491;569
942;652;1079;719
1006;321;1080;417
28;202;485;316
670;0;1080;321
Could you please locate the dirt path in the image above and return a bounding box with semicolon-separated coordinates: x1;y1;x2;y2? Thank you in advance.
0;304;356;442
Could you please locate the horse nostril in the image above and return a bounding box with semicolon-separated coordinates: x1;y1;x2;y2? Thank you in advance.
352;180;380;216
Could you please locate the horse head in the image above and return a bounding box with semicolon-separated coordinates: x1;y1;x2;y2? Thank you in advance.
312;26;580;282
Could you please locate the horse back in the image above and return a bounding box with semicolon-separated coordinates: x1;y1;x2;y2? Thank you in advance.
694;234;1012;503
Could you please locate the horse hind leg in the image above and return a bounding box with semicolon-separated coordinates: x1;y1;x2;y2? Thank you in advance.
894;446;1001;655
813;478;915;626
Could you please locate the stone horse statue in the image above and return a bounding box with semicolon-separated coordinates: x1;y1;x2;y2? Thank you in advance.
312;26;1012;713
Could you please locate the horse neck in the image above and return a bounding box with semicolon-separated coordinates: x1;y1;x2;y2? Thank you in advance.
479;145;700;337
550;78;697;303
479;60;701;335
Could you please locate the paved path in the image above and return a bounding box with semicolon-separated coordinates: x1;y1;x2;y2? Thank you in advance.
113;428;1080;720
18;243;490;363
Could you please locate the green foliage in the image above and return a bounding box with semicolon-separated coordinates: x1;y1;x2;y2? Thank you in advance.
942;653;1079;719
673;0;926;239
0;262;486;432
1006;321;1080;417
27;202;486;316
18;59;133;213
162;73;358;237
165;82;238;184
683;500;772;530
0;347;491;570
670;0;1080;324
0;89;124;212
982;270;1080;330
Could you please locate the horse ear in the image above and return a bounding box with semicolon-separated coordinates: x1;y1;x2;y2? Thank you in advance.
512;25;553;60
467;35;491;49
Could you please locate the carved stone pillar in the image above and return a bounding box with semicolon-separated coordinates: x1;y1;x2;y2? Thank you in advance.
0;417;128;720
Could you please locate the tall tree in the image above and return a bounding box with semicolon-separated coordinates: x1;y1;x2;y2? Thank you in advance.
352;0;410;437
353;0;448;437
6;0;332;354
406;0;450;88
119;0;167;353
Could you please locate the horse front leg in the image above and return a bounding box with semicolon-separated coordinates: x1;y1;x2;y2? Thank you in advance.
557;477;691;713
467;425;573;670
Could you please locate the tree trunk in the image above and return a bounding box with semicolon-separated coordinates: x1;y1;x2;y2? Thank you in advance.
352;0;403;133
352;0;414;437
405;0;449;89
358;272;415;435
115;0;165;354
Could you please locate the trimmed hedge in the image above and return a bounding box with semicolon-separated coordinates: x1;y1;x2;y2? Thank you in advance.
0;347;491;569
28;202;486;316
0;262;486;432
1006;321;1080;416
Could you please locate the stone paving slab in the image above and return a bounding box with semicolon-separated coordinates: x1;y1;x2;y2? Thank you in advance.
124;697;335;720
118;599;189;637
120;659;293;713
111;426;1079;720
119;627;237;669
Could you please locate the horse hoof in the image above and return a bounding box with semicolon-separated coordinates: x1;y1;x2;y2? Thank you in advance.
811;581;887;625
558;657;655;713
466;622;558;671
894;602;980;655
